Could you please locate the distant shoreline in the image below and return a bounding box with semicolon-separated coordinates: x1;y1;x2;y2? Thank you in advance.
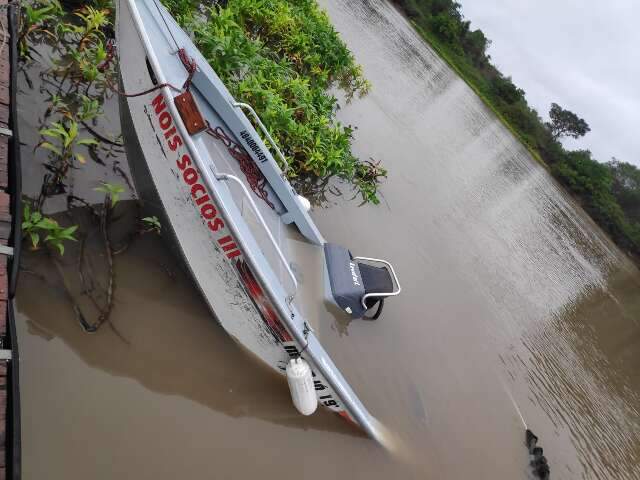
390;0;640;266
398;14;546;168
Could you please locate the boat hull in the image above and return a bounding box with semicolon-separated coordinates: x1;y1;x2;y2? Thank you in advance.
117;40;289;375
116;0;383;441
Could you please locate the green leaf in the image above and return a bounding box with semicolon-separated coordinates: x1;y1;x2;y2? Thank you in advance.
60;225;78;240
95;183;125;207
37;141;62;156
39;128;63;139
77;138;99;146
38;218;58;230
75;153;86;164
65;121;78;147
55;241;64;256
29;232;39;248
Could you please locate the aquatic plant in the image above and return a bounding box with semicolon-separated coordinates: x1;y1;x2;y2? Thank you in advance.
39;118;98;164
17;0;64;59
49;6;114;95
165;0;385;204
21;203;78;255
94;182;124;207
20;0;128;333
141;216;162;235
20;0;117;204
36;117;99;203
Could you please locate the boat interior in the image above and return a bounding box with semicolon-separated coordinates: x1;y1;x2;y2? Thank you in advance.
139;0;401;330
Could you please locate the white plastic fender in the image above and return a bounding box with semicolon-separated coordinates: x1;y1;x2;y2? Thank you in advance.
286;358;318;415
297;195;311;213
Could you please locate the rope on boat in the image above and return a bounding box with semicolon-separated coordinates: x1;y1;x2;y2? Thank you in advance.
102;37;275;209
205;124;275;210
123;0;275;208
100;40;196;98
294;322;313;358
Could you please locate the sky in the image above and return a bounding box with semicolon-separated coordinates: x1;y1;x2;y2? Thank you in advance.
459;0;640;166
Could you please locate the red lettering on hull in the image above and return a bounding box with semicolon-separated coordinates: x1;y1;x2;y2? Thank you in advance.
150;93;229;246
218;235;233;245
149;93;292;345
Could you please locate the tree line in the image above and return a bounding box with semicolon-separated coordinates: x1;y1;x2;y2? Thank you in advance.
392;0;640;258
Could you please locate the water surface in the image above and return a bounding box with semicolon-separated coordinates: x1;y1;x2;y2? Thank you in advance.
16;1;640;478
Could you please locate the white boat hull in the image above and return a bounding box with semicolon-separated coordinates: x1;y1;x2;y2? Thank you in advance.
116;0;383;441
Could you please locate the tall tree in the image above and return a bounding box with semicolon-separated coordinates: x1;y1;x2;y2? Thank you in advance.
546;103;590;140
608;158;640;222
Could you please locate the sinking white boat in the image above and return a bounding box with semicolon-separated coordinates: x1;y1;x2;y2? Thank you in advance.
116;0;401;441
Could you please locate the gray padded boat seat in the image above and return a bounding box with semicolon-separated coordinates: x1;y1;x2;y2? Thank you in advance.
324;243;399;319
359;263;394;308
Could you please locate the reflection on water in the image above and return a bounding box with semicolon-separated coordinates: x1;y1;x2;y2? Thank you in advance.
19;221;361;435
16;0;640;479
516;271;640;479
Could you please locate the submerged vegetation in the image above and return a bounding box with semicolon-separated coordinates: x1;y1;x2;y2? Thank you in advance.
18;0;127;331
393;0;640;259
20;0;120;233
22;203;78;254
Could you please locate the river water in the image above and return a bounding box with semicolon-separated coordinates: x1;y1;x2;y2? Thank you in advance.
15;1;640;479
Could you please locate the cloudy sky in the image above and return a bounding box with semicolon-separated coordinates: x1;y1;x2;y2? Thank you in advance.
460;0;640;166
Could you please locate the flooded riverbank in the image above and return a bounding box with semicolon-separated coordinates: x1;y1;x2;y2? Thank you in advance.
16;0;640;479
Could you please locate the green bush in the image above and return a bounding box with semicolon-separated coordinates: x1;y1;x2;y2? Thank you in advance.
164;0;384;204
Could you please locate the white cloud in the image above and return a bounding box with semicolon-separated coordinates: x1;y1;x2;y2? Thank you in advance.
460;0;640;165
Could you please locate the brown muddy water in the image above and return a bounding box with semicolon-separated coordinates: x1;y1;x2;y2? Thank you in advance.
15;0;640;479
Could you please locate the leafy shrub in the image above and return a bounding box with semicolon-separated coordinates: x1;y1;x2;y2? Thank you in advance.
22;203;78;255
164;0;384;203
18;0;64;59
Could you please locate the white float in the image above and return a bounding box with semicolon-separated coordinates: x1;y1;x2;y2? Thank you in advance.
286;358;318;415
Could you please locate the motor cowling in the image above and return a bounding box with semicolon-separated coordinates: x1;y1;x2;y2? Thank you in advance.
286;358;318;416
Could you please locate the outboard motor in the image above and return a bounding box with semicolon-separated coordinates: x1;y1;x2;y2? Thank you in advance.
324;243;401;320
